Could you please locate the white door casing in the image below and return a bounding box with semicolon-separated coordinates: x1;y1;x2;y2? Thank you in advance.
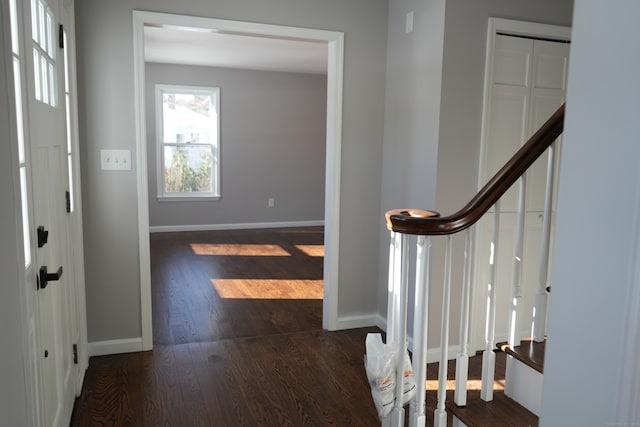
471;19;570;353
132;11;345;349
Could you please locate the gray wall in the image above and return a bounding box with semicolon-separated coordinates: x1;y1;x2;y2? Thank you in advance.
379;0;573;344
378;0;446;327
75;0;387;342
145;63;327;228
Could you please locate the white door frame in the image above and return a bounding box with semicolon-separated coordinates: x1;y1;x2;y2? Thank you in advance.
132;11;344;350
470;18;571;353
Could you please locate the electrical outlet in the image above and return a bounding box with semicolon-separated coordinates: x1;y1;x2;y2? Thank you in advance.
268;197;275;208
101;149;131;171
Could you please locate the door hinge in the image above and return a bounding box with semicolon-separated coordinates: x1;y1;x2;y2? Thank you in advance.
66;190;71;213
59;24;64;49
72;344;78;364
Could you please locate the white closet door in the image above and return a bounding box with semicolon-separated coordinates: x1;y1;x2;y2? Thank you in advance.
472;34;569;349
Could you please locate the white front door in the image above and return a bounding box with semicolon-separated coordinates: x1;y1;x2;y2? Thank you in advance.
471;30;570;351
23;0;77;424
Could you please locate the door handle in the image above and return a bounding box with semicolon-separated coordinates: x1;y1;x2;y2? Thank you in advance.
39;266;63;290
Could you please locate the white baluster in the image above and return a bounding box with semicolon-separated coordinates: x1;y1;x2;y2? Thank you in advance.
386;231;400;345
455;229;474;406
481;200;500;402
409;236;431;427
390;233;409;427
382;231;401;427
508;175;526;348
434;236;453;427
532;144;556;342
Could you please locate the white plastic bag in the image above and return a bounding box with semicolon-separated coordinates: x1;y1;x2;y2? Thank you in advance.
400;350;417;405
364;333;418;418
364;333;396;418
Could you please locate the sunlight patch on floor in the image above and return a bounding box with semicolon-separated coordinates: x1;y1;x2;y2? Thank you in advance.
211;279;323;299
295;244;324;257
191;244;290;256
425;379;505;391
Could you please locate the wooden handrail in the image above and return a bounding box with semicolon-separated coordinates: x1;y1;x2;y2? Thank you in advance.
386;103;565;235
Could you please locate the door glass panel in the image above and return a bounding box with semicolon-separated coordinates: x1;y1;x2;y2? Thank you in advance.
11;0;32;267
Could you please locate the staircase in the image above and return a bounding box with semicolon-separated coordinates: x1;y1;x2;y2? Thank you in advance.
446;349;540;426
379;105;564;427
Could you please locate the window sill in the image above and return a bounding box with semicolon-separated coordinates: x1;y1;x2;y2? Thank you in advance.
157;195;221;202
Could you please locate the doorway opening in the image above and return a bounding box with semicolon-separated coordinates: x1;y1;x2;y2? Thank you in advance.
132;11;345;350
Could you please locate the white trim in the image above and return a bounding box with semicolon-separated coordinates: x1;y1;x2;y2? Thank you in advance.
87;338;144;357
132;12;153;351
335;313;380;330
149;220;324;233
133;12;344;346
471;17;571;353
322;31;343;331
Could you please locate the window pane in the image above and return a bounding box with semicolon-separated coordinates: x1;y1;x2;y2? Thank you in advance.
163;145;213;193
38;1;45;47
40;54;48;104
162;92;215;144
48;61;55;106
20;168;31;267
13;59;25;163
46;9;54;58
33;49;41;101
10;0;19;54
31;0;38;42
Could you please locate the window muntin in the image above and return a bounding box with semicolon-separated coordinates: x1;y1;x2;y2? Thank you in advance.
156;85;220;199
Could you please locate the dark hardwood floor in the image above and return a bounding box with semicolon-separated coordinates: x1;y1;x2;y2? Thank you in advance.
71;227;381;426
71;227;533;426
149;227;325;344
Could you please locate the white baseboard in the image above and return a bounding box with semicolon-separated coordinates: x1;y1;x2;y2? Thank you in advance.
335;313;381;330
88;337;144;357
149;220;325;233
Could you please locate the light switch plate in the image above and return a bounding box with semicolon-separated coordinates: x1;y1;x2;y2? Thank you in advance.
101;149;131;171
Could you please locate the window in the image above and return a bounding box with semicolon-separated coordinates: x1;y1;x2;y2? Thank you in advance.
31;0;56;107
156;85;220;199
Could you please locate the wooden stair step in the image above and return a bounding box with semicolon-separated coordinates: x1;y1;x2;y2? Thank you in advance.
445;390;539;427
421;350;539;426
497;339;545;374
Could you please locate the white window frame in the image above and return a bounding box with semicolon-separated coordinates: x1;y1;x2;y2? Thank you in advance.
155;84;221;201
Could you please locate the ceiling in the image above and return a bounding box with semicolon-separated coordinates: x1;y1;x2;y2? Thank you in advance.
143;26;329;75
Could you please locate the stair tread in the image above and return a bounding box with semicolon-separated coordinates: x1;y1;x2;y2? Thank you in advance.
497;339;545;374
423;350;538;426
445;389;539;427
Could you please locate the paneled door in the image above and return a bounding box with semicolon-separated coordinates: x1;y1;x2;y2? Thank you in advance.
23;0;78;424
472;31;570;351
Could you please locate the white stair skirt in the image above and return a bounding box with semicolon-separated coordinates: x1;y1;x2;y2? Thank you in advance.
504;354;543;416
452;415;468;427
